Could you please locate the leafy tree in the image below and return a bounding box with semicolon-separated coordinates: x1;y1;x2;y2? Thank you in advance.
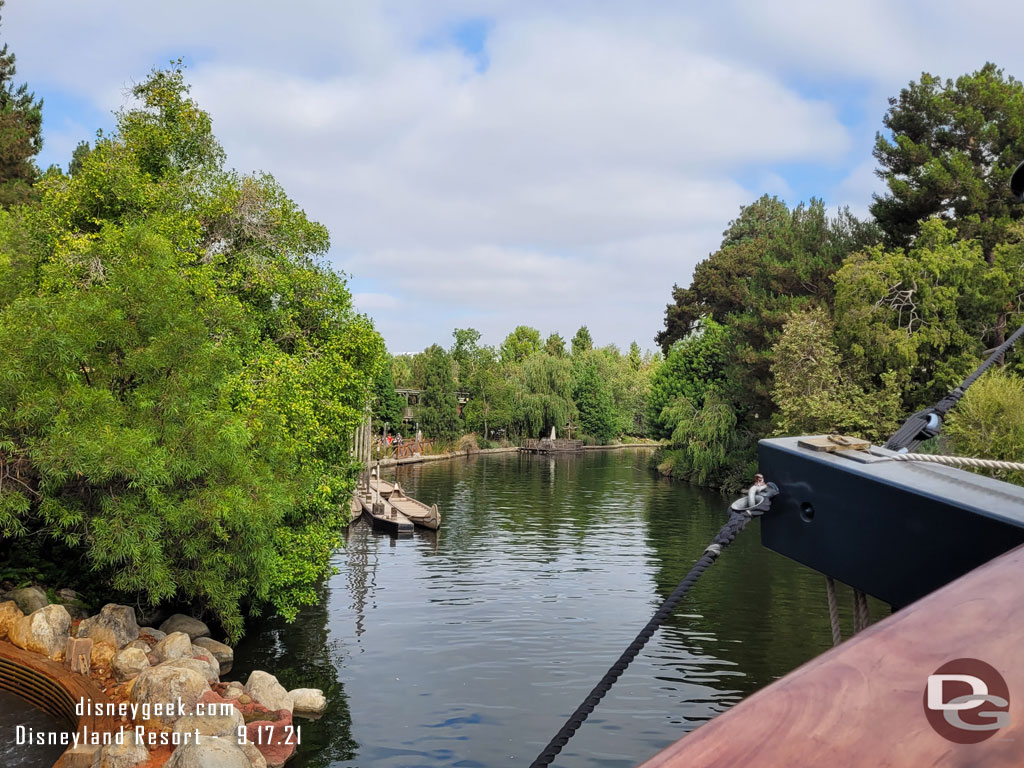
508;353;575;437
500;325;542;365
68;141;91;177
573;357;617;442
659;392;744;487
462;353;513;439
420;345;461;440
571;325;593;356
0;66;384;638
770;307;902;441
451;327;482;387
945;371;1024;485
545;332;567;357
628;342;643;372
371;359;404;429
0;1;42;207
871;63;1024;263
647;319;729;439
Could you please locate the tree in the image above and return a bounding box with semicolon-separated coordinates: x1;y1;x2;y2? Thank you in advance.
573;357;617;442
571;325;593;356
0;66;385;639
0;1;42;206
371;359;404;430
500;325;542;365
945;371;1024;485
451;327;482;388
420;345;461;440
871;64;1024;263
508;353;575;438
68;140;91;177
770;307;902;441
628;342;643;372
545;332;567;357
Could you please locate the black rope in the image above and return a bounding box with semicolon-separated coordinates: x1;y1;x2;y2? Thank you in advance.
885;319;1024;451
528;483;777;768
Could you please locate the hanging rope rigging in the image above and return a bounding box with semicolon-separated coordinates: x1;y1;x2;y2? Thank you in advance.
528;479;778;768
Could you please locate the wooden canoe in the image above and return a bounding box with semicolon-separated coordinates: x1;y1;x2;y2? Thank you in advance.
348;494;363;525
388;484;441;530
369;473;397;499
358;491;414;536
638;542;1024;767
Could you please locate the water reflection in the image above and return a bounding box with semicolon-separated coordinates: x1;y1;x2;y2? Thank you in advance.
0;691;67;768
236;449;868;767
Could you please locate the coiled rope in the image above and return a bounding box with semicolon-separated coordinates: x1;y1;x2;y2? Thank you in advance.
528;480;778;768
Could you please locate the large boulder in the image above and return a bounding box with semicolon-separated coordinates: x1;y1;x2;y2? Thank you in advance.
9;604;71;659
0;600;24;640
164;736;250;768
161;657;220;685
139;626;167;642
173;692;244;739
77;604;140;649
154;631;193;663
159;614;210;640
131;664;209;730
289;688;327;717
9;586;48;614
244;671;293;714
245;710;296;768
112;647;150;682
240;740;268;768
192;637;233;674
100;729;150;767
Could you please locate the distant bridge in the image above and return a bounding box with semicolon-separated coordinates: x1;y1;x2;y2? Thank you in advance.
396;388;470;422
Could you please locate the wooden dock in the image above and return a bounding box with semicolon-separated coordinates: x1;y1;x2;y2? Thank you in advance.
358;491;414;536
520;438;584;453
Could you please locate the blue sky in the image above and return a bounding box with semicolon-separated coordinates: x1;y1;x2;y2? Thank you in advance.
9;1;1024;354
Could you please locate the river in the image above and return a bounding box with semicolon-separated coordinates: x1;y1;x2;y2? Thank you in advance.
232;448;871;767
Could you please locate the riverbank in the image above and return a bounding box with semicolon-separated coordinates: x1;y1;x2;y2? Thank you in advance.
379;442;656;467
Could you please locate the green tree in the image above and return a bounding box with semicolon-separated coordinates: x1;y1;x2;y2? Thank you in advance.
0;1;42;206
371;358;404;429
420;345;461;440
451;327;482;387
871;64;1024;262
571;325;593;356
545;332;567;357
500;325;542;365
573;357;617;442
0;66;384;638
945;371;1024;485
770;307;902;441
508;353;575;438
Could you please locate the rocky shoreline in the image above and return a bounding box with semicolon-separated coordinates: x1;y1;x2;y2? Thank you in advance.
0;587;322;767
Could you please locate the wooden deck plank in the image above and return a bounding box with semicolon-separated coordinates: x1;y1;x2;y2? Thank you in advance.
638;544;1024;768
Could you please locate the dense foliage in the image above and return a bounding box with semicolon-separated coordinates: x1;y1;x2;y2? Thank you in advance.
0;66;384;638
654;64;1024;489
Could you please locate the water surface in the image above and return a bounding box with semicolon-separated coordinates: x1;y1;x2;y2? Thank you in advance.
0;690;68;767
234;449;870;767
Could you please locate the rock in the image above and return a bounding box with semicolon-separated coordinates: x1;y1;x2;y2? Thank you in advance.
100;729;149;767
112;647;150;682
0;600;24;640
190;648;222;682
139;627;166;641
63;602;91;621
126;639;151;652
154;631;194;662
9;604;71;659
289;688;327;717
223;682;245;700
245;710;296;768
91;641;117;675
10;586;48;614
240;740;268;768
77;604;140;649
161;657;219;685
192;637;233;674
159;614;210;640
131;664;209;729
56;588;81;602
164;736;250;768
237;694;251;705
173;691;244;739
134;606;167;628
244;671;293;714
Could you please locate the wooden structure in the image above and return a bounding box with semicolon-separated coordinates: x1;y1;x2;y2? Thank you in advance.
358;491;414;536
0;639;117;767
390;438;433;460
387;485;441;530
639;543;1024;767
520;438;584;454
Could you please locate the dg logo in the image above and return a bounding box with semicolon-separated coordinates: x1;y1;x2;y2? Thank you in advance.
924;658;1010;744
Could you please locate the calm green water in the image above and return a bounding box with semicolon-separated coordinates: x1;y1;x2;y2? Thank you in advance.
233;449;871;767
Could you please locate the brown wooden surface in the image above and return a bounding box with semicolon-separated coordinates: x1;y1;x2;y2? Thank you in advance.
638;544;1024;767
0;638;117;766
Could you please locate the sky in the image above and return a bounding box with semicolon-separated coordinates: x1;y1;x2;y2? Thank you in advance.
8;1;1024;354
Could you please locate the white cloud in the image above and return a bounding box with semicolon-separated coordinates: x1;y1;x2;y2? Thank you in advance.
11;1;1024;352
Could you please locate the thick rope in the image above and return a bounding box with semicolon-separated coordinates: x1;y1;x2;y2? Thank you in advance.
528;482;777;768
886;320;1024;451
825;576;842;646
882;453;1024;473
852;589;870;634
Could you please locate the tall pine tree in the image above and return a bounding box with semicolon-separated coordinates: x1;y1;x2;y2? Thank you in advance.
0;0;42;206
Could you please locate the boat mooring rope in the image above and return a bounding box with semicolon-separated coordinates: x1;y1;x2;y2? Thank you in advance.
881;453;1024;473
528;479;778;768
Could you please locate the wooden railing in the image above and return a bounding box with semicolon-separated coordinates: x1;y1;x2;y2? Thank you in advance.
389;439;434;459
